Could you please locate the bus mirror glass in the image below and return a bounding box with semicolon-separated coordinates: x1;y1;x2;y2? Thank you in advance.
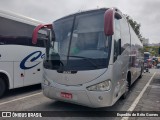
159;47;160;55
115;12;122;20
46;39;50;59
51;31;55;42
32;24;52;44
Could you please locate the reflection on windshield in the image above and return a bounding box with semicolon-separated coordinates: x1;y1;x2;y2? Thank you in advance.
44;10;111;71
69;55;99;69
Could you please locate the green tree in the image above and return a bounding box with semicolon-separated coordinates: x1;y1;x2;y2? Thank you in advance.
143;46;160;57
125;15;142;42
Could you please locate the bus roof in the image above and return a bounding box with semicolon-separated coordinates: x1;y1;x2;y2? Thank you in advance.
54;8;108;23
54;7;122;24
0;9;44;26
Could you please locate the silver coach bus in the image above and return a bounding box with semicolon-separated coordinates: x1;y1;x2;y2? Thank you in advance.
32;8;143;108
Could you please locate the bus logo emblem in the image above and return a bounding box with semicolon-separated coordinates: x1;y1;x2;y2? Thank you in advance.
20;51;45;70
63;71;72;74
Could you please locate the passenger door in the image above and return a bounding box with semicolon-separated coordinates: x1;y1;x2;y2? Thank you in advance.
112;17;124;98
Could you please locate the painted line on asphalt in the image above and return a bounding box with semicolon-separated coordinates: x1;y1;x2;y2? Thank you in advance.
0;92;42;106
121;72;156;120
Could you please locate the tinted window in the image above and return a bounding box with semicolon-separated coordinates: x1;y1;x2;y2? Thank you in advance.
29;38;45;47
120;17;130;52
0;16;46;47
0;36;29;46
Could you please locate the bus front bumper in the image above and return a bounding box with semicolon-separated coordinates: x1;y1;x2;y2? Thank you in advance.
42;83;113;108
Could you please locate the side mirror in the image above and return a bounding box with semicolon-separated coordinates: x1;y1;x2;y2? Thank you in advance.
46;30;52;59
159;47;160;55
104;9;114;36
115;12;122;20
32;24;52;44
104;9;122;36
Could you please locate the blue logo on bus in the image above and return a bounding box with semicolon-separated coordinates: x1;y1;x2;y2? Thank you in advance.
20;51;45;70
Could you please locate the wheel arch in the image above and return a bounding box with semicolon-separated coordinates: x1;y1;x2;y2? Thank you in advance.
0;71;11;90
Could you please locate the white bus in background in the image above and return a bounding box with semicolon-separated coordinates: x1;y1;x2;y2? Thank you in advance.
32;8;143;108
0;9;46;97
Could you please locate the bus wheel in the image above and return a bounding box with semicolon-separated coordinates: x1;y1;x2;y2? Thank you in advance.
121;78;130;99
0;78;6;98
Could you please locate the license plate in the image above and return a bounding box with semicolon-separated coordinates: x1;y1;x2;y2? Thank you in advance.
61;92;72;99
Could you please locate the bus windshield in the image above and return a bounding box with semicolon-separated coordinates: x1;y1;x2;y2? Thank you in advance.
44;11;111;71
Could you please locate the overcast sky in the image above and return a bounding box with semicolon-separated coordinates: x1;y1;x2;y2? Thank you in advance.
0;0;159;44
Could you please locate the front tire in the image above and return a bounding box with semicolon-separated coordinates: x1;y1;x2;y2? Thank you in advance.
0;78;6;98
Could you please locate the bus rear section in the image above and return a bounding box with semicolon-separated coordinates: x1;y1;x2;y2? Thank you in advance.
32;8;143;107
0;9;45;97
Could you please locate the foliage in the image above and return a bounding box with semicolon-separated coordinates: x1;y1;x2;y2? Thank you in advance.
125;14;142;42
143;46;160;57
124;15;159;57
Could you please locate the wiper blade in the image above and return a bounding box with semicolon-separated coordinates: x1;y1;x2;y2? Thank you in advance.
69;55;99;69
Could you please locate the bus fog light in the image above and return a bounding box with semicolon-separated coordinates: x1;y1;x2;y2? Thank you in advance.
87;80;111;91
43;75;50;86
44;79;50;86
98;96;103;101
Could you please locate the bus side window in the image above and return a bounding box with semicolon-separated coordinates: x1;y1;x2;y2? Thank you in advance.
15;37;29;46
114;18;121;62
36;39;45;47
0;37;6;45
2;37;29;46
29;38;45;48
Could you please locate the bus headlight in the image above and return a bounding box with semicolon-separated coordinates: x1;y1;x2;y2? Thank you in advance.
87;80;111;91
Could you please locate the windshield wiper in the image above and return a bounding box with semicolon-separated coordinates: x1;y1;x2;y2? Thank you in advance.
69;55;99;69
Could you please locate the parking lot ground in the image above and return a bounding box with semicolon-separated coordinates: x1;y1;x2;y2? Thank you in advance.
128;71;160;120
